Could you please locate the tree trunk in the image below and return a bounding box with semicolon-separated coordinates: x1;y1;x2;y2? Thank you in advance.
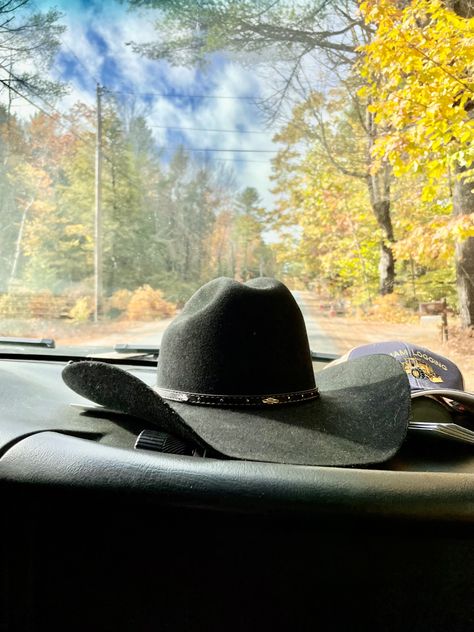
367;166;395;295
375;205;395;295
9;199;33;288
449;0;474;328
366;107;396;295
453;163;474;328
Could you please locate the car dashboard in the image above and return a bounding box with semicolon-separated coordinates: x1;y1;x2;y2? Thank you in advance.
0;355;473;631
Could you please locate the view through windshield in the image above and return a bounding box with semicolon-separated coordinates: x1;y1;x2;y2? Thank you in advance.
0;0;473;387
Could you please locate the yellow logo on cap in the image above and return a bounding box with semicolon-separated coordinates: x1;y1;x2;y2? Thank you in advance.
401;357;443;383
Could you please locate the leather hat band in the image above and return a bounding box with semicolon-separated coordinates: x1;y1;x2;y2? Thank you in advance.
154;386;319;407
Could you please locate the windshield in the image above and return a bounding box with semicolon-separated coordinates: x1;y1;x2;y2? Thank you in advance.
0;0;473;387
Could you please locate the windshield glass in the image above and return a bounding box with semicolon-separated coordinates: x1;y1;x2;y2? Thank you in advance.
0;0;473;387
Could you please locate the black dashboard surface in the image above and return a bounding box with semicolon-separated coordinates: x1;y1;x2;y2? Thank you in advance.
1;356;473;632
0;356;473;520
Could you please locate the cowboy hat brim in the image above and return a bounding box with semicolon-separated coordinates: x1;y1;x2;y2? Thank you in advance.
161;354;410;466
63;354;410;467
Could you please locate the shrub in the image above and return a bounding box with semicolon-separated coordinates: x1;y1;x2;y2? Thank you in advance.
0;294;25;318
362;293;418;324
108;289;133;314
0;291;80;320
147;272;202;307
69;297;94;322
28;291;54;319
126;285;176;321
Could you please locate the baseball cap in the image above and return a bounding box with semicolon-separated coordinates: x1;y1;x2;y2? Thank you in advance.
330;341;474;414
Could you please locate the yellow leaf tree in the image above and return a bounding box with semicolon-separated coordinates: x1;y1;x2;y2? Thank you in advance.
271;121;381;305
359;0;474;326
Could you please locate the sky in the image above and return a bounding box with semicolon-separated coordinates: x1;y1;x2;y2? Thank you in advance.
8;0;281;207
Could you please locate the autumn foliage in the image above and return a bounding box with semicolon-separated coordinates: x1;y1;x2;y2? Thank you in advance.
2;0;474;329
358;0;474;266
359;0;474;181
126;286;176;321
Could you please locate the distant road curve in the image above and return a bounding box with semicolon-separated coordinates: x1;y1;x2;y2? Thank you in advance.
131;290;341;355
72;289;341;353
292;291;341;356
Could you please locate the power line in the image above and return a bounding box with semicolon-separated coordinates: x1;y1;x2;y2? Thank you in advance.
181;156;271;165
107;90;257;101
29;0;101;88
0;69;142;192
184;157;272;164
59;44;101;88
0;62;95;147
0;66;140;190
150;125;274;134
1;69;271;174
156;146;278;153
0;81;271;196
0;76;61;125
0;71;271;183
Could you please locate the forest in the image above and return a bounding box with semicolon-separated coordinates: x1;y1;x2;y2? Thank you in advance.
0;100;273;305
1;0;474;331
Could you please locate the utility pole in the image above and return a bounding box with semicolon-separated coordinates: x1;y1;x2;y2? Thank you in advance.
94;83;103;322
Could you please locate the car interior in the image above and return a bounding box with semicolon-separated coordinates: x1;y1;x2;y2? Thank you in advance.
0;347;473;631
1;0;474;630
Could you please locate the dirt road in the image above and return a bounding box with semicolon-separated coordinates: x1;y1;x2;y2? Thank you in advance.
292;291;339;355
59;289;474;390
298;291;474;390
60;318;173;348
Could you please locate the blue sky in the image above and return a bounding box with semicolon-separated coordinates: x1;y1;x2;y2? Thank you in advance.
15;0;279;205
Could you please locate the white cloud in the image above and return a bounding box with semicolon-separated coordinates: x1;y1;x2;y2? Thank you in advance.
12;0;286;208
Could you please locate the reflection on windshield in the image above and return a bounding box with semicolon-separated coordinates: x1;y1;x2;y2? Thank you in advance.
0;0;473;387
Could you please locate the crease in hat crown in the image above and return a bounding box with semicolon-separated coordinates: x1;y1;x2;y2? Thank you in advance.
155;277;318;406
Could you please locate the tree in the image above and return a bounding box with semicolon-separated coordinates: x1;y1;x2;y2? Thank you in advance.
359;0;474;326
15;163;67;289
271;125;380;302
233;187;269;280
22;111;95;289
126;1;358;72
0;1;66;290
0;105;27;290
126;0;400;295
207;210;236;278
0;1;66;108
149;148;213;283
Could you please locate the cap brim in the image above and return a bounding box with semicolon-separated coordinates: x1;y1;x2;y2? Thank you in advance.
162;355;411;466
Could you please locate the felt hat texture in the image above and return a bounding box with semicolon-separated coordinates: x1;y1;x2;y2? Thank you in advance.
63;277;411;467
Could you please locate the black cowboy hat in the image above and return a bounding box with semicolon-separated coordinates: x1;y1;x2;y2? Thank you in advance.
62;277;411;467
